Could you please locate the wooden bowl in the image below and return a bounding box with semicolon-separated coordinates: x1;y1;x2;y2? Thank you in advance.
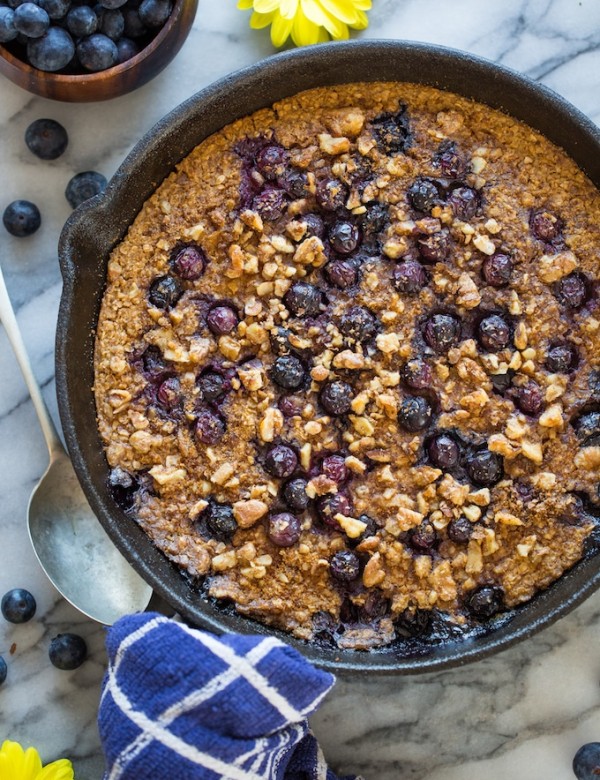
0;0;198;102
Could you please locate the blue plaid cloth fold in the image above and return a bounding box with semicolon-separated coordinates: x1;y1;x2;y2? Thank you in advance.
99;612;359;780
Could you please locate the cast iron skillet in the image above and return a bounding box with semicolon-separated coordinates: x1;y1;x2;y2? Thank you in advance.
56;40;600;674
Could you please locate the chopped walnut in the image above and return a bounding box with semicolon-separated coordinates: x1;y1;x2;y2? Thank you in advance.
293;236;327;268
363;552;385;587
538;403;564;429
495;510;523;526
148;464;187;486
336;514;368;539
456;272;482;308
258;407;284;442
212;550;237;572
438;474;470;506
333;350;366;370
521;440;544;464
376;332;401;354
318;133;351;155
233;500;268;529
537;251;578;283
574;446;600;470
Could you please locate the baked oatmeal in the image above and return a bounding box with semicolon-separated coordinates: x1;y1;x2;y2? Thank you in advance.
94;82;600;650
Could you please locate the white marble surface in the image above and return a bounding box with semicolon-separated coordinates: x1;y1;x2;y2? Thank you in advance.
1;1;600;778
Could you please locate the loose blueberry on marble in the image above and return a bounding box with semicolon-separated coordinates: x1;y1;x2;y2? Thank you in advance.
0;7;17;42
554;272;589;309
2;200;41;237
428;433;460;469
370;107;411;155
393;259;427;294
322;454;349;484
417;229;450;263
65;170;107;208
25;118;68;160
170;244;207;280
284;282;321;318
148;275;181;309
271;355;306;389
195;408;225;445
328;221;361;255
14;3;49;37
514;380;544;415
329;550;360;582
545;342;578;373
207;304;238;335
447;516;473;543
466;449;503;486
1;589;36;624
339;306;378;342
77;32;118;70
138;0;171;26
325;259;357;288
530;208;563;242
482;253;512;288
477;313;511;352
402;357;433;391
316;177;348;212
423;313;461;353
252;187;288;221
466;585;504;619
203;501;237;540
0;656;6;685
398;396;433;432
27;26;74;71
264;444;298;479
317;493;352;528
447;185;480;221
573;742;600;780
268;513;301;547
49;633;87;670
320;380;353;416
36;0;70;20
282;477;310;511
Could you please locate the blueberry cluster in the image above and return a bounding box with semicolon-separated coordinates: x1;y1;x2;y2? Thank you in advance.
0;0;172;72
0;588;87;682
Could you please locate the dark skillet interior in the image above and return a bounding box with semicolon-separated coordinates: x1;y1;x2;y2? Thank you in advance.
56;40;600;674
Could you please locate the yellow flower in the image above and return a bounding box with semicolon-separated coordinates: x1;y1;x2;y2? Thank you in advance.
237;0;372;48
0;741;74;780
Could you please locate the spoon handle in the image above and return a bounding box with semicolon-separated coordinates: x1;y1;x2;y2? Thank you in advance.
0;262;63;457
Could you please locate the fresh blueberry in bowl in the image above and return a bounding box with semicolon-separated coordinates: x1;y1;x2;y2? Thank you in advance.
0;656;6;685
36;0;71;21
1;588;36;623
65;171;107;208
77;32;118;71
138;0;171;27
96;7;125;41
13;3;50;38
25;118;68;160
27;26;75;71
0;7;17;43
49;633;87;670
2;200;41;237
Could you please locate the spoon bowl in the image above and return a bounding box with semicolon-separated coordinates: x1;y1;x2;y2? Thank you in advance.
0;262;152;625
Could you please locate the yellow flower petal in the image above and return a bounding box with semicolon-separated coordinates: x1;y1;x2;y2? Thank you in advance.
250;10;275;29
254;0;281;13
291;7;321;45
236;0;254;9
317;0;360;25
0;742;42;780
350;8;368;29
278;0;299;19
352;0;371;8
300;0;329;26
38;759;74;780
270;10;294;46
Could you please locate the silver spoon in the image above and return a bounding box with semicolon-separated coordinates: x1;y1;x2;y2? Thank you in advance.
0;262;152;625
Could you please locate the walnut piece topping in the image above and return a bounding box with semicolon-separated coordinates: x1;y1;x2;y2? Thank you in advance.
293;236;327;267
333;350;366;370
258;407;284;443
211;463;235;486
538;403;564;429
318;133;351;155
376;331;401;354
335;514;368;539
212;550;237;572
233;500;268;529
148;464;187;486
362;552;385;587
537;251;578;283
456;272;482;308
473;233;495;255
574;446;600;470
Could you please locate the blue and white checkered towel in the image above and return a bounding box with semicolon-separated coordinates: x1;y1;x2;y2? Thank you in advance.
99;612;359;780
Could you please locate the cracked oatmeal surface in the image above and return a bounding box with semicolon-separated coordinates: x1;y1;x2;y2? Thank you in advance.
94;82;600;649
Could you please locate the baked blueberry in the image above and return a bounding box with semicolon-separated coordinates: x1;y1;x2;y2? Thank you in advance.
195;408;225;445
49;633;87;670
317;492;353;528
514;381;543;415
402;357;433;391
328;221;361;255
65;170;107;208
0;7;17;42
300;213;325;239
433;140;466;178
408;520;437;552
27;26;74;70
573;743;600;780
141;345;169;380
268;513;301;547
2;200;41;237
447;185;480;220
395;608;431;637
264;444;298;479
371;107;411;155
393;259;427;294
207;305;238;335
447;516;473;543
77;32;118;71
320;380;353;416
490;370;514;396
423;313;461;353
466;585;504;619
203;501;237;540
14;3;49;37
148;275;181;309
170;244;207;280
270;355;306;389
477;314;511;352
198;371;228;403
255;144;288;181
1;588;36;623
329;550;360;582
322;454;349;484
325;259;357;288
407;177;442;213
398;396;433;432
282;478;310;511
545;341;578;373
316;177;348;212
466;449;503;486
554;272;590;309
530;208;562;242
284;282;321;318
339;306;378;342
252;187;288;221
25;118;68;160
482;253;512;287
359;201;389;237
138;0;171;26
108;466;140;510
417;229;450;263
279;169;310;199
428;433;459;469
157;376;181;410
573;411;600;446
